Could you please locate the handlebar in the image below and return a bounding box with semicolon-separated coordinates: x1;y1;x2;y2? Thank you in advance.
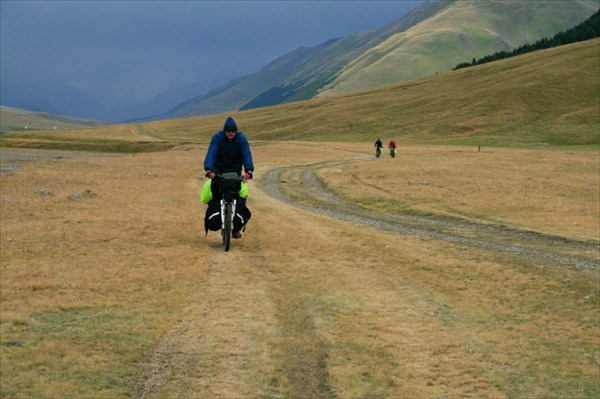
214;172;252;183
218;172;243;181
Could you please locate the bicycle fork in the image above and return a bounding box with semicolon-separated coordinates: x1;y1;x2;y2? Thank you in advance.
220;199;237;231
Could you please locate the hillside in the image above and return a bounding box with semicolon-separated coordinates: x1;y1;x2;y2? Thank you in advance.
0;106;103;133
454;9;600;70
149;38;599;148
319;0;599;97
158;0;451;120
162;45;327;120
3;37;597;152
159;0;597;120
239;0;453;109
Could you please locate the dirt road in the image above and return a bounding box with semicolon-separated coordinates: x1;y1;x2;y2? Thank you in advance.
263;162;599;269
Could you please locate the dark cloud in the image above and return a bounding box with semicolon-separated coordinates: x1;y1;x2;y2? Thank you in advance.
1;0;423;120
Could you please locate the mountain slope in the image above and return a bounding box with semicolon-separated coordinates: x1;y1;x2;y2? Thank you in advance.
231;39;600;146
0;106;103;133
140;39;597;147
161;45;326;120
319;0;599;97
2;39;598;150
0;72;113;121
239;0;453;109
158;0;451;120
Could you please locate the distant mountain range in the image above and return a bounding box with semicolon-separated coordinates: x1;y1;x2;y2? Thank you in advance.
0;105;103;133
156;0;598;121
0;70;213;124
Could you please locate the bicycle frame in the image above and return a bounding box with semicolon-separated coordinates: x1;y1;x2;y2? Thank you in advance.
217;172;243;251
221;198;237;232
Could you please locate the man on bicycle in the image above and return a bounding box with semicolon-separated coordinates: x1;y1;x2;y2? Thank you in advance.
374;137;383;158
204;116;254;238
388;139;397;156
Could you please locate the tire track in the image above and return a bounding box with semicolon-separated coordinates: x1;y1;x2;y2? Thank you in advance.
133;204;336;398
261;163;599;270
133;251;279;398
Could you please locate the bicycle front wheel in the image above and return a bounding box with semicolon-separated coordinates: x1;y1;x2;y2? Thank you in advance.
223;203;232;251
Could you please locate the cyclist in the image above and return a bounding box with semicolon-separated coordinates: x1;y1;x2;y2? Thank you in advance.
204;116;254;238
374;137;383;158
388;139;397;157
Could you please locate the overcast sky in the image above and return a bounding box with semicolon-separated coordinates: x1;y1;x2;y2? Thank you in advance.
1;0;423;106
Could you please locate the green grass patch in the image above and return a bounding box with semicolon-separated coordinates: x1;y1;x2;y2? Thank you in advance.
0;138;178;153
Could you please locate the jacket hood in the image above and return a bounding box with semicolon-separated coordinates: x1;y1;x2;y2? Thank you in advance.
223;117;238;132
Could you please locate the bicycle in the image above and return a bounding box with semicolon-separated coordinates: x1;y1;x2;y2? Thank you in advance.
216;172;245;251
375;146;382;158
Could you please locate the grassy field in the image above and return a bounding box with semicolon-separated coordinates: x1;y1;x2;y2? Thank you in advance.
1;142;598;397
318;145;599;242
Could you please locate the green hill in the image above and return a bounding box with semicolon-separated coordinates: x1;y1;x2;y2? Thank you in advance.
319;0;599;98
4;38;597;151
0;106;103;133
454;9;600;70
231;39;600;147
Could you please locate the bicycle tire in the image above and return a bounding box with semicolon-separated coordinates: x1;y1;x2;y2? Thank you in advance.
223;203;232;251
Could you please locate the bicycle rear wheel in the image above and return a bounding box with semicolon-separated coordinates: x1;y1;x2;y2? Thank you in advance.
223;203;232;251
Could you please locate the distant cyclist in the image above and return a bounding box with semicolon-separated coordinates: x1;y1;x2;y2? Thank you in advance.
374;137;383;158
388;139;397;157
203;116;254;238
388;139;396;151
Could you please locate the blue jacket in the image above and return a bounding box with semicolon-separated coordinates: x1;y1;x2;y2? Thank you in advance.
204;117;254;175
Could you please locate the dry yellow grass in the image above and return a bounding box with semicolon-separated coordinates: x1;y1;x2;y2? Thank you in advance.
1;143;598;398
1;147;208;396
319;145;600;242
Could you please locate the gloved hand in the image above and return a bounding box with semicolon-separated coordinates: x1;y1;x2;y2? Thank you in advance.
244;172;253;181
205;171;215;179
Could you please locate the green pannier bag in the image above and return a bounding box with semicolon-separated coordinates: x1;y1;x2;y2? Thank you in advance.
200;179;213;204
200;179;249;204
239;182;249;198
